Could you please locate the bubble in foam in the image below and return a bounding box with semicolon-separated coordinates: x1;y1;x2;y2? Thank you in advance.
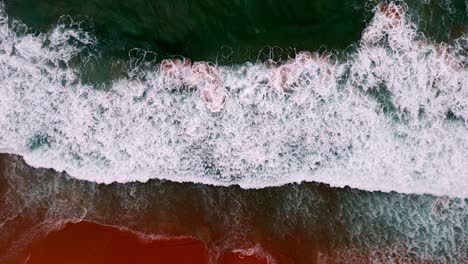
0;2;466;197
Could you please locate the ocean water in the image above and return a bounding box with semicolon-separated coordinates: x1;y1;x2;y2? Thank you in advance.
0;0;467;262
1;154;467;263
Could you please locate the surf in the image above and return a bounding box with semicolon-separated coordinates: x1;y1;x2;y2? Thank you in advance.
0;2;466;197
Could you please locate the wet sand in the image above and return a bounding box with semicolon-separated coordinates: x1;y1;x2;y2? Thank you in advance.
26;221;207;264
1;153;466;263
9;220;272;264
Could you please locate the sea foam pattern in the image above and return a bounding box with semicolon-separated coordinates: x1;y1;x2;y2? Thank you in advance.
0;2;467;197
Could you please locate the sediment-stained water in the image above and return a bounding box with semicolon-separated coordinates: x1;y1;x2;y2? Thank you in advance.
1;154;467;263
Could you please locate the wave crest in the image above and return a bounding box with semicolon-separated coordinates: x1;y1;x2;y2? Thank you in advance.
0;2;467;197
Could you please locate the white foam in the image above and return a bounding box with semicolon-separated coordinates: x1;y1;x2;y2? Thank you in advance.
0;2;467;197
232;244;277;264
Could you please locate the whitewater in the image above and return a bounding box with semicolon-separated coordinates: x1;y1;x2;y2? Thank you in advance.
0;2;467;197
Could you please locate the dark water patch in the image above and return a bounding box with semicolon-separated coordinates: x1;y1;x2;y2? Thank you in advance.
5;0;467;63
27;133;52;151
366;84;399;120
5;0;369;64
4;0;467;86
410;0;468;41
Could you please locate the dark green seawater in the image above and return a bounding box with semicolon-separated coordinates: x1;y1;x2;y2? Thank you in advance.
6;0;369;61
5;0;467;61
4;0;467;84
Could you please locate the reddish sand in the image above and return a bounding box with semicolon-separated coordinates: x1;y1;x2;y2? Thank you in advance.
22;221;268;264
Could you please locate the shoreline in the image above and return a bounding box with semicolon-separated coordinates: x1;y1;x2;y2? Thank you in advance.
1;153;466;263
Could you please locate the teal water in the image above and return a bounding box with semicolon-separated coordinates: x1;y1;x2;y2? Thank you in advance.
6;0;369;61
6;0;467;59
4;0;467;84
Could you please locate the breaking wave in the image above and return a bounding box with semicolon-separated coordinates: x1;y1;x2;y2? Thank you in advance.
0;2;467;197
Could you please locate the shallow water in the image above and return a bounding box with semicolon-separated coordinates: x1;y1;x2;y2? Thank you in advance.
0;154;467;263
